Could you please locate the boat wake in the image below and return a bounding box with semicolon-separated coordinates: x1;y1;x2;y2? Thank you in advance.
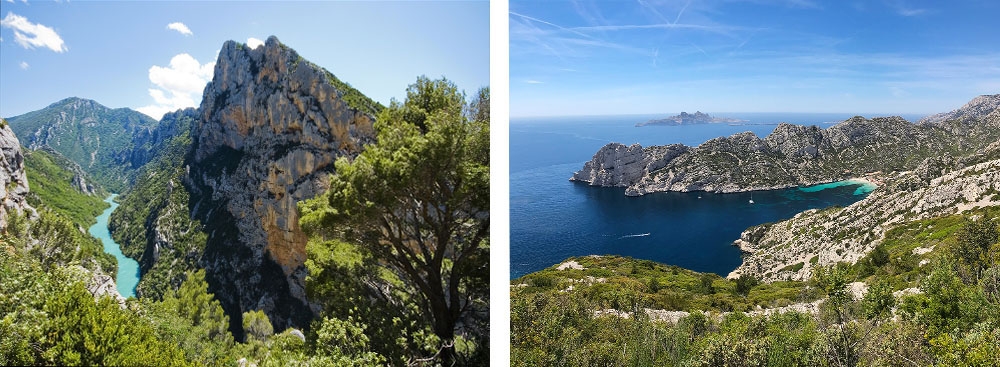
618;233;651;239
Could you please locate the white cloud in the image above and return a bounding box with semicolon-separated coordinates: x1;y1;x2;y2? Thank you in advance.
166;22;192;36
136;53;215;120
246;37;264;49
19;61;28;69
0;12;67;52
525;80;544;84
4;0;13;4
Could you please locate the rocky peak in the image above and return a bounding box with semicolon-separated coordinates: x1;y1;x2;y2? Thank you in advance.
918;94;1000;124
187;35;377;335
1;120;36;230
763;123;823;159
5;96;159;191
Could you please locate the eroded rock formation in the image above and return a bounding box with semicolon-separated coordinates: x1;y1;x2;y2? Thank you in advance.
1;120;36;230
186;36;377;334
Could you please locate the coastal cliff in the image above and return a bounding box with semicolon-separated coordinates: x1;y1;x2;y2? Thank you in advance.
573;95;1000;195
729;152;1000;282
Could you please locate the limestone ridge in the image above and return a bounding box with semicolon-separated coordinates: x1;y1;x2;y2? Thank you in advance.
730;155;1000;283
187;36;377;334
573;96;1000;195
4;97;160;191
918;94;1000;124
0;120;36;229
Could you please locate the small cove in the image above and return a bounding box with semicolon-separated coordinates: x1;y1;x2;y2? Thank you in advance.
509;113;921;279
87;194;140;298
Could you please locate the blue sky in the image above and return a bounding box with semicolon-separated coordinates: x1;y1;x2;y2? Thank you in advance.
510;0;1000;117
0;1;488;120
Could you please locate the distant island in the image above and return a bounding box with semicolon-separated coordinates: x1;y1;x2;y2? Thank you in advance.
636;111;747;126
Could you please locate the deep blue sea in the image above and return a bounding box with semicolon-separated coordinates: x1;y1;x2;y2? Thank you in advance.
510;112;926;279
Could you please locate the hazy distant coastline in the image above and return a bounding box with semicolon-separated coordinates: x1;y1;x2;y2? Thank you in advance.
637;111;747;126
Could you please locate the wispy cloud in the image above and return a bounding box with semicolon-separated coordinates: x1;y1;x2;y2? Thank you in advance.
166;22;192;36
0;12;67;52
19;61;28;69
525;80;544;84
886;0;928;16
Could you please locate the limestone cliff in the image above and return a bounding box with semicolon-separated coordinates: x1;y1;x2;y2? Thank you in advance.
574;100;1000;196
186;36;378;334
729;157;1000;282
570;143;689;186
1;120;36;230
918;94;1000;124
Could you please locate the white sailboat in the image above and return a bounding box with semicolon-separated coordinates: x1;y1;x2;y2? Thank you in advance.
749;191;754;204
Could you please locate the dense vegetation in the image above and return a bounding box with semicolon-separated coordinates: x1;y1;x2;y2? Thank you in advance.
108;109;207;299
300;76;490;364
3;76;489;365
1;233;383;366
23;148;108;227
511;209;1000;366
6;97;161;192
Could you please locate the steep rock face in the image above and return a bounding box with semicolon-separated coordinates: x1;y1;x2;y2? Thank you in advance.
918;94;1000;124
729;159;1000;282
187;36;377;334
1;120;36;230
575;104;1000;196
570;143;689;186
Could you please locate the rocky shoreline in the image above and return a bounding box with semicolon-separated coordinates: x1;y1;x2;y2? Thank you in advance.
572;96;1000;196
562;94;1000;283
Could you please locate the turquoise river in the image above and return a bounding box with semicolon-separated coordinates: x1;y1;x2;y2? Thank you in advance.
87;194;140;298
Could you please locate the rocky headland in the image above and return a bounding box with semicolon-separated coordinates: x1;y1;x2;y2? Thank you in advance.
573;95;1000;196
570;94;1000;283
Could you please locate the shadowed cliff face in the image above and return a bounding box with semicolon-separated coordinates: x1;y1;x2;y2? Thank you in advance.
1;121;36;229
186;36;376;335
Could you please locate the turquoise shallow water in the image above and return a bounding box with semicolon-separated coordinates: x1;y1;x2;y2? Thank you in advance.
799;179;877;195
87;194;140;298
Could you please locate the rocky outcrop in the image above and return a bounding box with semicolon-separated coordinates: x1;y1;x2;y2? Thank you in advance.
1;120;36;230
186;36;377;335
32;147;100;196
71;264;127;308
570;143;688;187
918;94;1000;124
728;159;1000;282
574;103;1000;196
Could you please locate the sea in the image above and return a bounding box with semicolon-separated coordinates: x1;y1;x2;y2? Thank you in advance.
510;112;926;279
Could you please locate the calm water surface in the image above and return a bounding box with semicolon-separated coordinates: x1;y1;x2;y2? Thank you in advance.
88;194;140;298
